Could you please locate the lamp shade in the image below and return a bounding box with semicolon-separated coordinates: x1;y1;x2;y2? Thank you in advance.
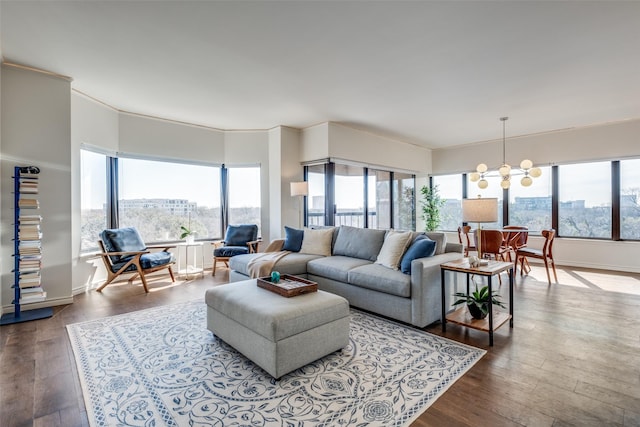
290;181;308;197
462;198;498;223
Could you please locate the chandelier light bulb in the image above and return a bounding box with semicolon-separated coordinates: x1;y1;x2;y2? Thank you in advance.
500;176;511;189
499;164;511;177
476;163;488;173
529;167;542;178
520;159;533;170
478;179;489;189
521;176;533;187
469;172;481;182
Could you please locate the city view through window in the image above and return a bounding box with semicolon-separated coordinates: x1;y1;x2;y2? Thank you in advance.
434;160;640;240
80;151;262;251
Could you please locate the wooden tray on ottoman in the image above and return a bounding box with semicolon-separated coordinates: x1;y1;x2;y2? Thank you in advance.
257;274;318;297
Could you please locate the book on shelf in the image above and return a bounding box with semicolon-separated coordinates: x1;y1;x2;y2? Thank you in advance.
19;271;41;279
19;291;47;304
18;172;40;179
19;214;43;222
20;286;44;294
18;198;39;208
19;277;42;287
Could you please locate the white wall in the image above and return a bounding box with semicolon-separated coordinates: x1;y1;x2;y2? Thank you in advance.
119;112;225;162
433;119;640;273
1;65;73;313
328;122;431;173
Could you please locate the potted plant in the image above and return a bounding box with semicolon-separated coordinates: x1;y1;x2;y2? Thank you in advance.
420;184;445;232
180;225;195;244
452;284;506;320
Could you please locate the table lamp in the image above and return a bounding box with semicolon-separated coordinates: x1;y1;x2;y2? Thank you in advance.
462;197;498;259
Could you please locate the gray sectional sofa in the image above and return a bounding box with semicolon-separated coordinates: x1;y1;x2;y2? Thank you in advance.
229;226;463;328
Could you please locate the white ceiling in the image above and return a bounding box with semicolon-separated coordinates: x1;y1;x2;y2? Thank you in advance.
2;1;639;149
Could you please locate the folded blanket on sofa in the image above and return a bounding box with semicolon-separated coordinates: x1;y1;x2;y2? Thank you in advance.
247;251;290;278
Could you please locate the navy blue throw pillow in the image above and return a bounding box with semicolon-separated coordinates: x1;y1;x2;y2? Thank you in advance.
400;236;437;274
282;226;304;252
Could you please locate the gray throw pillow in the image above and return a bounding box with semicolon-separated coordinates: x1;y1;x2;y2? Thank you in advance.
332;226;386;261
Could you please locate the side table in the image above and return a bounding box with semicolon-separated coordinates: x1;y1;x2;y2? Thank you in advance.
440;258;513;346
177;242;204;279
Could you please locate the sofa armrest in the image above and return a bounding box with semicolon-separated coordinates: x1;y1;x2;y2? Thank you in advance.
262;239;285;252
444;242;464;254
409;251;464;327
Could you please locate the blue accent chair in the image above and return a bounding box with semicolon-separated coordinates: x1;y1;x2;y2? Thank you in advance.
97;227;176;293
213;224;260;275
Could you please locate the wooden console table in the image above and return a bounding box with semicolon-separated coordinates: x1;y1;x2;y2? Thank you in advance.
440;258;514;346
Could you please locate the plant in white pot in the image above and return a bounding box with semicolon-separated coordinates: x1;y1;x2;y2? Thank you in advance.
180;225;196;244
452;284;506;320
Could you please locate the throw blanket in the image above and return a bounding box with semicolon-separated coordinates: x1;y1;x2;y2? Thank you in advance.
247;251;290;278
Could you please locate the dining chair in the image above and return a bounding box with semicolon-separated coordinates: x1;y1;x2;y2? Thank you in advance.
458;225;477;257
477;229;511;284
502;225;529;262
514;229;558;285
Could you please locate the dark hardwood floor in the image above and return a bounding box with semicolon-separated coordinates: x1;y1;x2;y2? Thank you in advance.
1;265;639;426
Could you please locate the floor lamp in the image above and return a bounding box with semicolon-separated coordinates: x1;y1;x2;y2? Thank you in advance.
290;181;308;228
462;197;498;260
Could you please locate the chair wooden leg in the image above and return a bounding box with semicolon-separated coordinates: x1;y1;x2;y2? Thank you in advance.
96;273;117;292
543;258;552;285
550;258;558;283
168;266;175;282
212;258;217;276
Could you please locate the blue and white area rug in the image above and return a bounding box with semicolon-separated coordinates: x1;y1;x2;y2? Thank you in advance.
67;300;485;426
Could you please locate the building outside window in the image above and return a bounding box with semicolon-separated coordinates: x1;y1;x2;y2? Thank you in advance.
558;161;611;238
368;169;391;229
118;157;221;242
620;158;640;240
508;166;552;232
392;172;415;231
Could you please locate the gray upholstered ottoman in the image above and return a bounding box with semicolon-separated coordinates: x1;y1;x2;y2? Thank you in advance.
205;279;350;379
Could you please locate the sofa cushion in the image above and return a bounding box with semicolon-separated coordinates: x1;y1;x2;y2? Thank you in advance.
424;232;447;255
282;226;304;252
101;227;146;263
214;246;249;257
299;227;334;256
332;226;386;261
348;263;412;298
225;224;258;247
307;256;372;283
400;236;437;274
375;230;413;270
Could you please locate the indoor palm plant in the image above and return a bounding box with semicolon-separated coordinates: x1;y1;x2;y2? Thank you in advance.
452;284;506;319
420;184;445;232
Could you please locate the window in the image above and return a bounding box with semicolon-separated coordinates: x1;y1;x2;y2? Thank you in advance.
558;162;611;238
392;173;415;231
80;149;108;251
118;158;221;242
307;164;326;226
335;164;365;227
368;170;391;229
304;162;415;230
620;158;640;240
508;166;552;232
228;166;261;234
431;174;462;231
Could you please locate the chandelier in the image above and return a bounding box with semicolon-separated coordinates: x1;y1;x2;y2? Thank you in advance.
469;117;542;189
